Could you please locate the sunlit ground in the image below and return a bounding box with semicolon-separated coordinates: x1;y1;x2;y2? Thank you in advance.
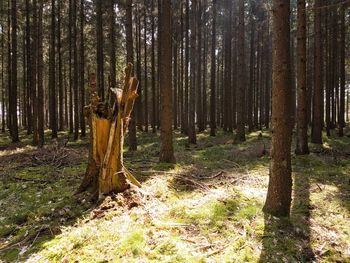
0;128;349;262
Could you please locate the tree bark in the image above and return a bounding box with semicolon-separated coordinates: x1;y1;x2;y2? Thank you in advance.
210;0;217;136
96;0;104;100
263;0;293;217
10;0;19;142
159;0;176;163
235;0;246;142
311;0;323;144
80;0;86;137
49;0;57;139
295;0;309;155
338;6;345;137
125;0;137;151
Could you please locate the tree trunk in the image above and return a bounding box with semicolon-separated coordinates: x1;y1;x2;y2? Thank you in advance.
159;0;176;163
10;0;19;142
263;0;293;217
125;0;137;151
209;0;217;136
25;0;32;135
151;0;156;133
58;0;64;131
188;0;197;144
196;1;203;132
79;65;141;196
37;0;44;147
235;0;246;142
49;0;57;139
223;0;232;133
96;0;104;100
73;0;79;140
144;0;149;132
80;0;86;137
295;0;309;155
338;5;345;137
311;0;323;144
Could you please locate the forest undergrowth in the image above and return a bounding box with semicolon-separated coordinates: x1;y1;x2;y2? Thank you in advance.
0;129;349;262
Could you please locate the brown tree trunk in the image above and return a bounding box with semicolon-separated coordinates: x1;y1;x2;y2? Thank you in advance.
295;0;309;155
151;0;156;133
125;0;137;151
37;0;44;147
73;0;79;140
144;0;149;132
183;0;189;135
80;0;86;137
25;0;32;135
196;1;203;132
188;0;197;144
49;0;57;139
311;0;323;144
263;0;293;217
248;6;255;132
209;0;217;136
1;31;5;133
235;0;246;142
68;0;73;134
58;0;64;131
338;5;345;137
96;0;104;100
136;8;143;131
10;0;19;142
159;0;176;163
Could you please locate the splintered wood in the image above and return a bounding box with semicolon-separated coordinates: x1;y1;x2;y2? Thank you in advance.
83;63;141;195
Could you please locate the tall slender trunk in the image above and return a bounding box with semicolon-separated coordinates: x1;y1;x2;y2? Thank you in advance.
183;0;189;135
159;0;175;163
126;0;137;151
209;0;217;136
68;0;73;133
31;0;38;145
58;0;64;131
136;7;143;131
25;0;32;135
311;0;323;144
248;12;255;132
188;0;197;144
73;0;79;140
338;6;345;136
144;0;149;132
295;0;309;155
235;0;246;142
1;31;5;133
96;0;104;100
263;0;293;217
37;0;44;147
80;0;86;137
151;0;156;133
49;0;57;138
196;1;203;132
10;0;19;142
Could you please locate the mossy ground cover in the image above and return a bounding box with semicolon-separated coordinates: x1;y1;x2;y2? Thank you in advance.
0;129;349;262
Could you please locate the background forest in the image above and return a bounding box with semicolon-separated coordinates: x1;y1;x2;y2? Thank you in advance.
0;0;350;262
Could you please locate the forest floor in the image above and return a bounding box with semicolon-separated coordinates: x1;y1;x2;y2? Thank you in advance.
0;129;349;263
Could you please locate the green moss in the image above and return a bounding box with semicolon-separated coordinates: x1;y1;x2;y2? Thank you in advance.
120;229;146;256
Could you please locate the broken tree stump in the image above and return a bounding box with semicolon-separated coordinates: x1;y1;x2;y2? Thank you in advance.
78;63;141;196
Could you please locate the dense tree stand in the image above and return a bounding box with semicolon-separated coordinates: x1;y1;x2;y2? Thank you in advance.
78;64;141;197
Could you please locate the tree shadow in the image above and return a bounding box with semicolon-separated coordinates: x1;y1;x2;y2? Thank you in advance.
259;172;314;262
0;143;95;261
